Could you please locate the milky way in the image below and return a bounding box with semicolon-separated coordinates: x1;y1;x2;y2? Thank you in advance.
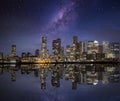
43;0;79;36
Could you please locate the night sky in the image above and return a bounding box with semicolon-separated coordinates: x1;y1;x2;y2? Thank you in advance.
0;0;120;55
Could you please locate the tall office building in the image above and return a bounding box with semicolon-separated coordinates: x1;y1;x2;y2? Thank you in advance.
40;36;49;59
87;41;94;54
79;41;85;54
93;40;99;53
87;40;99;60
66;45;71;61
52;38;61;60
79;41;85;60
70;46;75;61
11;45;16;57
109;42;120;58
87;40;99;54
102;41;120;58
73;36;80;60
52;38;61;55
102;41;110;53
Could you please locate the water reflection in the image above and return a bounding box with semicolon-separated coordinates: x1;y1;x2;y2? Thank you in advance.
0;64;120;90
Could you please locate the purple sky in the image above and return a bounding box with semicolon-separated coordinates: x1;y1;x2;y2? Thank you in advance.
0;0;120;56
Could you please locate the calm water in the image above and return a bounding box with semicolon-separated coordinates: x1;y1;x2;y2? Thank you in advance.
0;64;120;101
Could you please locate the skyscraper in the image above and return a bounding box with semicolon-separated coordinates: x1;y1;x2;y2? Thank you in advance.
79;41;85;54
11;45;16;57
87;40;99;54
79;41;85;60
72;36;80;60
52;38;61;61
40;36;49;59
93;40;99;53
87;41;94;54
102;41;118;58
110;42;120;58
102;41;110;54
66;45;71;61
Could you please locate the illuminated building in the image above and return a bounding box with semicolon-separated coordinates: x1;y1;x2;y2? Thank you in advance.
87;41;94;54
87;41;94;60
21;52;36;62
70;46;75;61
87;40;99;60
103;42;120;59
103;41;110;53
102;41;111;58
93;40;99;53
79;41;85;60
40;36;49;59
82;52;87;60
66;45;71;61
72;36;80;61
11;45;16;57
87;40;99;54
109;42;120;58
75;43;80;60
52;38;61;61
79;41;85;54
8;45;20;63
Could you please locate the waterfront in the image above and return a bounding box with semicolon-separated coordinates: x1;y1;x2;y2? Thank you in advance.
0;0;120;101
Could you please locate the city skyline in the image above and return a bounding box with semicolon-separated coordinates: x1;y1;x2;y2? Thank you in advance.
0;1;120;101
0;36;120;64
0;35;120;57
0;0;120;55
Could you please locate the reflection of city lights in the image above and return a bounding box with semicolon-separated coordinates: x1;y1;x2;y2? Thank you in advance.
93;80;98;85
1;64;120;89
